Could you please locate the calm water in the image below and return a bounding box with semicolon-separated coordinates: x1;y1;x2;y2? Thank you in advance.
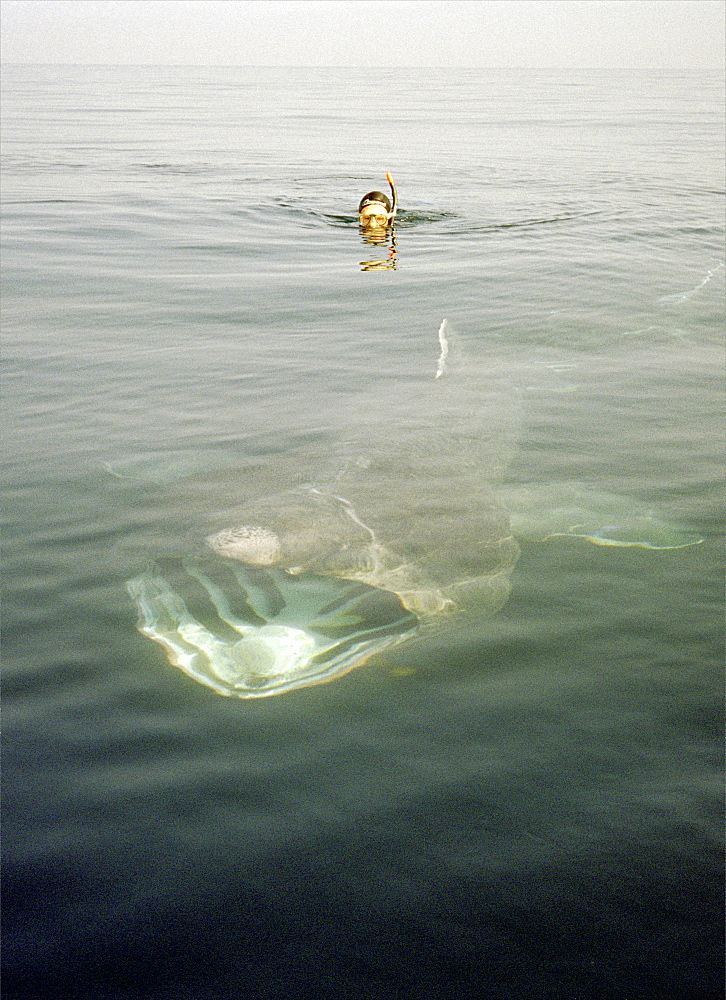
2;65;724;998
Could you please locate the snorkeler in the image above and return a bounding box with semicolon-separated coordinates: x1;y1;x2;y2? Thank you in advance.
358;172;397;230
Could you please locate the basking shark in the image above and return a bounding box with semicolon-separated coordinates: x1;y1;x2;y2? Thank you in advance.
125;321;701;698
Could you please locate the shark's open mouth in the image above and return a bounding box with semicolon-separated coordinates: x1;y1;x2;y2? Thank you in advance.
128;557;418;697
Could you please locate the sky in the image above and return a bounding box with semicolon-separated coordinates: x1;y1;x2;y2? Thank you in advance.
1;0;724;69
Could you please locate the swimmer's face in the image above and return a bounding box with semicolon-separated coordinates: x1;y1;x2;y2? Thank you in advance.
359;203;390;229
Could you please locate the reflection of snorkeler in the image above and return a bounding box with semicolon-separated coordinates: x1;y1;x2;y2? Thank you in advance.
360;225;397;270
358;172;397;231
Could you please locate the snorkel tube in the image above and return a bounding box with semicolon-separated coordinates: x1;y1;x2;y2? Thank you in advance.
385;172;398;221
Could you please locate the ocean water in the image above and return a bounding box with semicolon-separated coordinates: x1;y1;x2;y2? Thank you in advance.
2;64;724;998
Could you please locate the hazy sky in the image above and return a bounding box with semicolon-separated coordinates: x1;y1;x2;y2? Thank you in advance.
1;0;724;69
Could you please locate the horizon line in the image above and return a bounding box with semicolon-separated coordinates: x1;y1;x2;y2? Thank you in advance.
2;61;722;72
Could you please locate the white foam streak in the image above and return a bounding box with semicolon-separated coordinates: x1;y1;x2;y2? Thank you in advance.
435;318;449;379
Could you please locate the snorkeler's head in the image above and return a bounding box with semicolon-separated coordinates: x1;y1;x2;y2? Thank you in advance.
358;191;392;229
358;174;397;230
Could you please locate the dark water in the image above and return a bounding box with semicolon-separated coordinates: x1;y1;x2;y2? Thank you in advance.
2;65;724;998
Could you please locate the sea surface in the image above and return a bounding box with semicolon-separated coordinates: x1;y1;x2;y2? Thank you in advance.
2;65;724;998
